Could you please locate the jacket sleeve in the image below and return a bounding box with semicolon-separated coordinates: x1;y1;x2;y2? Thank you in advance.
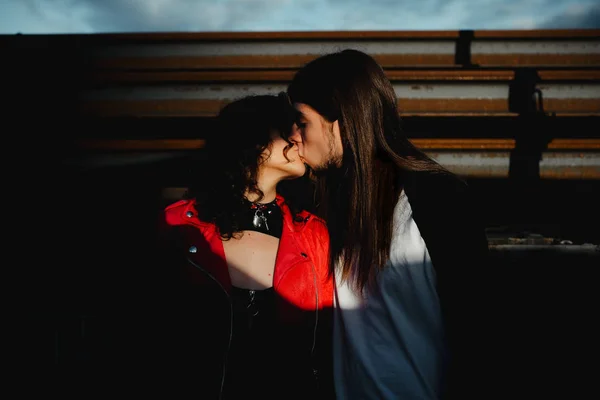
438;178;492;399
406;171;492;399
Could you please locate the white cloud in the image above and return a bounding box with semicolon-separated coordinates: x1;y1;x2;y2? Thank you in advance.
0;0;598;34
511;17;538;29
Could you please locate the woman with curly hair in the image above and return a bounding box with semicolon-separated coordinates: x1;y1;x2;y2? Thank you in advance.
157;93;334;399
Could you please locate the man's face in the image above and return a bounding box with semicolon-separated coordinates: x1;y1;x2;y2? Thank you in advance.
289;103;343;172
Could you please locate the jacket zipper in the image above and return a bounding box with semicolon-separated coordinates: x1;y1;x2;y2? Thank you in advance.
295;249;320;387
291;216;321;386
273;253;321;386
187;257;232;400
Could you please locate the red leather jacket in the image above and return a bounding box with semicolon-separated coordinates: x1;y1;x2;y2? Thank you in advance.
160;194;334;398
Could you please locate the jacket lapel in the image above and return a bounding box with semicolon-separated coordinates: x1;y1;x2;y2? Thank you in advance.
179;204;232;293
273;197;307;288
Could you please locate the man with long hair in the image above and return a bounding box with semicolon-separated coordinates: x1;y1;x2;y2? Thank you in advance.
287;49;490;399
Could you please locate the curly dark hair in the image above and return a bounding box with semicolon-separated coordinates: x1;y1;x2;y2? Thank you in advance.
185;93;314;239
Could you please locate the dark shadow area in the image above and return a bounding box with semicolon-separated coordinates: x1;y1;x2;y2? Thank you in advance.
486;245;599;398
508;68;553;183
16;159;599;398
20;166;331;398
468;177;600;245
455;30;476;67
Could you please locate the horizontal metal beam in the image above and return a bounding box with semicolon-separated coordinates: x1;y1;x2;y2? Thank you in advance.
428;151;600;179
17;29;600;41
79;30;599;69
86;70;518;84
85;70;600;84
489;244;599;253
78;98;600;117
6;30;599;118
76;68;600;116
6;29;597;43
75;138;600;151
4;30;600;69
62;149;600;179
69;139;600;179
88;53;600;71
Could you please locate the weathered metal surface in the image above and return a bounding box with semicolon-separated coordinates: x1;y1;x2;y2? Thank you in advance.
86;70;518;84
4;29;600;179
77;81;600;117
87;70;600;84
4;30;599;116
70;140;600;179
68;29;599;69
426;151;600;179
4;30;599;69
37;29;597;41
75;138;600;151
78;99;600;117
489;244;600;252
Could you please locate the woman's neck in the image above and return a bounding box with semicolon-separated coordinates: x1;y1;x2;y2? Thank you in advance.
244;173;278;204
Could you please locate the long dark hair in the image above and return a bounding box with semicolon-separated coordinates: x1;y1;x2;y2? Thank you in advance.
288;49;449;293
186;94;312;239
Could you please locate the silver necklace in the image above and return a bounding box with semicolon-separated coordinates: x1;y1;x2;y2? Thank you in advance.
249;200;275;231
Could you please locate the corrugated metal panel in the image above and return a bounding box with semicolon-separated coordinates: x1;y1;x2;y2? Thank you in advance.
75;29;600;69
3;29;599;178
77;70;600;117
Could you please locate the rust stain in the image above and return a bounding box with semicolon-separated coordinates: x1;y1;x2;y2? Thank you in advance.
473;29;600;38
26;29;598;44
87;70;520;84
412;139;515;149
471;54;600;67
539;70;600;81
540;167;600;179
548;139;600;149
85;30;462;42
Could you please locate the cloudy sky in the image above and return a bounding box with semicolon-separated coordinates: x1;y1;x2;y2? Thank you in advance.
1;0;599;34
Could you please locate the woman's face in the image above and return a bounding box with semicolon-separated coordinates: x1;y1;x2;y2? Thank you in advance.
260;131;306;180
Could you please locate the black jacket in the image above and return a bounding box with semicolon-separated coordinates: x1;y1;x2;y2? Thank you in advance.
404;170;491;399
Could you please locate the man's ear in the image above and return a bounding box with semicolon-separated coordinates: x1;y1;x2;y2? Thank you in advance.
332;120;340;136
332;119;344;159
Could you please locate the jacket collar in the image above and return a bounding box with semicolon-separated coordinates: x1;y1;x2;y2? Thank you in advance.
276;194;313;234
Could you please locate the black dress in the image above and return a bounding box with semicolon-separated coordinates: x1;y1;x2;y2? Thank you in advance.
222;199;293;399
222;285;280;399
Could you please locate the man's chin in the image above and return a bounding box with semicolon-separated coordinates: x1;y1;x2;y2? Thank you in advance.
308;163;340;178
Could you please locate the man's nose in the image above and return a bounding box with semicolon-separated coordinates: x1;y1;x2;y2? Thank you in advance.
289;124;303;143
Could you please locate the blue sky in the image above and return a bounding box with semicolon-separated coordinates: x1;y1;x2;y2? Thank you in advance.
1;0;599;34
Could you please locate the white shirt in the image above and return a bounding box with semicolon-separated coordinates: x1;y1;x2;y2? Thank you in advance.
333;191;447;399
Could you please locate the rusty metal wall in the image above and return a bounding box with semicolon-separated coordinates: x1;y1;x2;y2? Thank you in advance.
3;29;600;179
